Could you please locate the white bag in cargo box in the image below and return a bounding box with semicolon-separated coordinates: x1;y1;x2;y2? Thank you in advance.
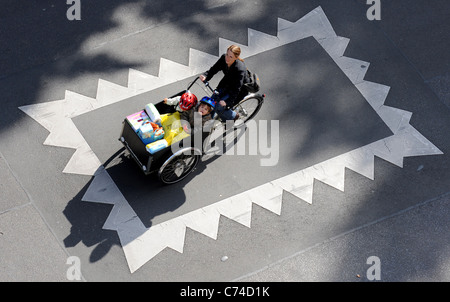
144;103;161;125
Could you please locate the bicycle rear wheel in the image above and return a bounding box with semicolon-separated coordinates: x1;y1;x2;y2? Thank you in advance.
158;148;200;184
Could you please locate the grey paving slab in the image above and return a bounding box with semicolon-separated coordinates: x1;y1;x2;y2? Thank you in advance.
235;192;450;282
0;204;70;282
0;152;29;213
426;72;450;109
378;0;450;81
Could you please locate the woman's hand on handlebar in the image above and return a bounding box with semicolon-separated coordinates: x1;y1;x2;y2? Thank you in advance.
199;75;206;82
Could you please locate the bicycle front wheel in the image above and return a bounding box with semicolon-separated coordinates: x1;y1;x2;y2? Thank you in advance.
232;96;263;125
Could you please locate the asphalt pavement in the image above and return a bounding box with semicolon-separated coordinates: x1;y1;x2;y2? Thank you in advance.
0;0;449;284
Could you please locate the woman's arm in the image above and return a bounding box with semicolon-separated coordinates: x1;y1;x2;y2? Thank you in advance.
202;54;225;82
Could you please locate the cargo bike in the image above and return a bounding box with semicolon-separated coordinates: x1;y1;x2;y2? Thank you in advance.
119;76;265;184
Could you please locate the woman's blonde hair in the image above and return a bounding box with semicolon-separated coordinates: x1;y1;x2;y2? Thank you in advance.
227;44;244;62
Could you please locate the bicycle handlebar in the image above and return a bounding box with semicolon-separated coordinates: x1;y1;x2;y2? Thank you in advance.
187;76;215;95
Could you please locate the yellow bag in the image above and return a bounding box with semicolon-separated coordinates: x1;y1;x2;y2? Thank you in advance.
160;112;190;145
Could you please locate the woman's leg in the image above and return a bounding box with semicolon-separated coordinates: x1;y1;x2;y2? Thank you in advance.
212;92;237;121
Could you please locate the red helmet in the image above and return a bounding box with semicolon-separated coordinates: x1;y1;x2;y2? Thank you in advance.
179;91;198;110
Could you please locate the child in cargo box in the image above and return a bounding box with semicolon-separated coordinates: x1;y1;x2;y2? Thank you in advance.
163;91;198;112
179;96;215;134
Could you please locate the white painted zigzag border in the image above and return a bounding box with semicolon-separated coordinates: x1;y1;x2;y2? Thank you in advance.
19;7;442;273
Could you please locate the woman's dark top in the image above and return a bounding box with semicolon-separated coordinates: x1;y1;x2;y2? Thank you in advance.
203;54;248;106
